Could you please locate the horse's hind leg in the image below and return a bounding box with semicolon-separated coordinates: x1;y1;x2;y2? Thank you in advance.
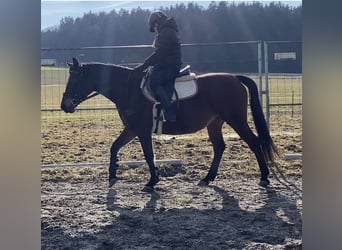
109;126;136;187
230;121;270;187
199;117;225;186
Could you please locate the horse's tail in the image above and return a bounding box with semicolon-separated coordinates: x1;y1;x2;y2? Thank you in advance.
236;75;280;162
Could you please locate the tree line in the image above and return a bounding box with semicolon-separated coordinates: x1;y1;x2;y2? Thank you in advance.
41;1;302;73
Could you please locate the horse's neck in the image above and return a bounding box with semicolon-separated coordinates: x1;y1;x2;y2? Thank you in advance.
90;64;138;108
88;65;122;96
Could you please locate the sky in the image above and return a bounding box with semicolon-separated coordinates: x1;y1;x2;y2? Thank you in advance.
41;0;302;31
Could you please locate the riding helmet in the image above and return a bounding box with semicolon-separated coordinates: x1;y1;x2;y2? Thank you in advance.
148;10;167;32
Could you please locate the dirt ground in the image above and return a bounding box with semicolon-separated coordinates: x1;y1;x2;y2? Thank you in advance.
41;174;301;250
41;112;302;249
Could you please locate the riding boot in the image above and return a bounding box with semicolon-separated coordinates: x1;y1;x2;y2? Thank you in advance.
155;86;176;122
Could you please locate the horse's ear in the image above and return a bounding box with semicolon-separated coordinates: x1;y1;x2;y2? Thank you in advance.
72;57;80;68
67;62;72;68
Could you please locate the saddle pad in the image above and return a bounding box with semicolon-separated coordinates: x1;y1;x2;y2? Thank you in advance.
175;73;196;82
172;79;197;100
141;73;198;102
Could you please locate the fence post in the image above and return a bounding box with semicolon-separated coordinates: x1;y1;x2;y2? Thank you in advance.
263;41;270;127
258;41;263;104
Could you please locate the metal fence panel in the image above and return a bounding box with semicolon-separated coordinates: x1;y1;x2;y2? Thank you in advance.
41;41;302;166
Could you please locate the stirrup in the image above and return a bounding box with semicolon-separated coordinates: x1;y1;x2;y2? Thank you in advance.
154;110;166;122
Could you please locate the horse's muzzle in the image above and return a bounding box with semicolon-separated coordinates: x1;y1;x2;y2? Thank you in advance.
61;97;76;113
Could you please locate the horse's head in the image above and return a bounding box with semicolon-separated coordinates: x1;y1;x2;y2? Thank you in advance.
61;58;94;113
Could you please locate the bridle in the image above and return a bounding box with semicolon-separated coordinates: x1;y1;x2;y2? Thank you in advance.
63;69;100;108
63;66;135;109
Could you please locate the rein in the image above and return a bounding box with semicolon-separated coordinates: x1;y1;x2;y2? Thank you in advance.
78;92;100;103
63;91;100;108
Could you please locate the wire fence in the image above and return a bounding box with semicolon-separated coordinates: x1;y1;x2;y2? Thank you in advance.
41;41;302;166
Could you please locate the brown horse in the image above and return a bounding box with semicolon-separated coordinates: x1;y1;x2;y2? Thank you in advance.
61;58;279;192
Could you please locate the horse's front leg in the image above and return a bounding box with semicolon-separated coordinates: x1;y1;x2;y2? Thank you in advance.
138;133;160;192
109;126;136;187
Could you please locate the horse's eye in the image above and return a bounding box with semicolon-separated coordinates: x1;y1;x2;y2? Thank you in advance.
70;69;82;75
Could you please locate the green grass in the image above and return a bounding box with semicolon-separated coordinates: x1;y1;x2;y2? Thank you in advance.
41;67;302;110
41;67;69;85
268;75;302;105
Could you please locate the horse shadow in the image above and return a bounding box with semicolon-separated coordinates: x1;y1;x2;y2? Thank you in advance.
103;184;302;249
41;182;301;249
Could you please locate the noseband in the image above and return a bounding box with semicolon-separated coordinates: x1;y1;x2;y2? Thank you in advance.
63;91;100;108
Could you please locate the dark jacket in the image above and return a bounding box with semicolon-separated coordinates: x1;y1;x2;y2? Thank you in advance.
142;17;182;68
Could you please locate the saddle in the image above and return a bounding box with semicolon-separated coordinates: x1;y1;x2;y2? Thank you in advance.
140;65;198;103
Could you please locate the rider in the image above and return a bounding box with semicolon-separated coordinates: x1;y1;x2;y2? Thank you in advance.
134;10;182;122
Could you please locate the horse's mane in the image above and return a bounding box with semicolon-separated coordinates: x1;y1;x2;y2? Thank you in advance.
82;62;133;71
79;62;143;90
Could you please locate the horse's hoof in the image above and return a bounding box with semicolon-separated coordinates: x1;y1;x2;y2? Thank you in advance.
259;179;270;187
198;180;209;186
142;185;154;193
109;178;117;188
